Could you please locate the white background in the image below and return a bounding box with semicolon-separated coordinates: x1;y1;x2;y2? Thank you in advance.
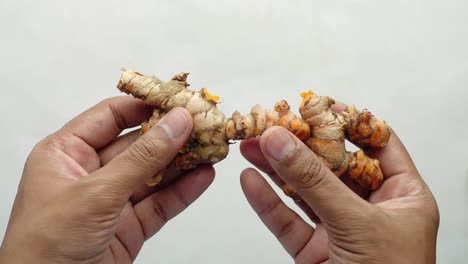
1;0;467;263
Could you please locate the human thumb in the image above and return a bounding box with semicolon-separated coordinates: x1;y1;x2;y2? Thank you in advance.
92;107;193;198
259;127;370;223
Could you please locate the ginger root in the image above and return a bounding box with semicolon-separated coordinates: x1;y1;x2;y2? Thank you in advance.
117;69;390;195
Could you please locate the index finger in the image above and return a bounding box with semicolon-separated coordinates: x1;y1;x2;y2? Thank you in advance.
60;96;152;149
331;101;417;178
365;129;418;178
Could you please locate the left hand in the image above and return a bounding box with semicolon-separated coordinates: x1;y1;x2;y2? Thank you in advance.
0;96;215;263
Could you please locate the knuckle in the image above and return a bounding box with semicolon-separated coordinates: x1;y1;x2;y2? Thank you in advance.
151;196;169;224
258;198;282;218
276;214;297;240
108;102;129;131
98;96;119;106
172;188;190;208
77;178;125;211
29;133;64;159
295;155;327;190
39;134;61;150
29;140;48;157
127;136;167;166
126;131;140;146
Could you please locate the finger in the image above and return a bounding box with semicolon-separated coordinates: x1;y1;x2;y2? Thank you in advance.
40;97;150;175
294;200;320;223
329;101;417;177
93;107;193;198
240;138;288;188
365;129;418;177
99;129;160;204
98;125;185;204
241;138;370;199
241;137;370;221
323;101;423;205
130;161;185;205
99;128;191;204
295;225;329;263
367;129;425;204
240;168;314;257
330;101;347;113
99;130;141;166
98;130;156;204
133;165;215;240
99;133;197;205
259;127;370;223
60;96;152;149
104;238;131;263
114;202;145;261
241;139;322;221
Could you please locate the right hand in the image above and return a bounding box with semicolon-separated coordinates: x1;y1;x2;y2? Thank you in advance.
240;126;439;264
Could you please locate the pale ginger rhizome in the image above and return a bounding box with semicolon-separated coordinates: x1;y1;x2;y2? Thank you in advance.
117;69;390;196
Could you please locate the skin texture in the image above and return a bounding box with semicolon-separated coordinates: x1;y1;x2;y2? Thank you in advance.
239;103;439;263
0;97;215;264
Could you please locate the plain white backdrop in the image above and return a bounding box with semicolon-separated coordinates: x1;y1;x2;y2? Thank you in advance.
1;0;467;263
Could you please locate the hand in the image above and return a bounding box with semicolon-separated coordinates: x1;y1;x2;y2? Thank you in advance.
0;97;215;264
240;125;439;263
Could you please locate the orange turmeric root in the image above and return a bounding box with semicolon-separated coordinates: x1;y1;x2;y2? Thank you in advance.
299;91;389;190
117;69;390;196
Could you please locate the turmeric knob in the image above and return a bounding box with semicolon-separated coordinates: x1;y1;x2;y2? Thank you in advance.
117;70;391;197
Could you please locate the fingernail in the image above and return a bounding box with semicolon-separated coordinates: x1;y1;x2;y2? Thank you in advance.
266;128;297;161
158;108;189;138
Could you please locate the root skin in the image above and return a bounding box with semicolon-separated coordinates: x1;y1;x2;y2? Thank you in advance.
117;69;390;195
226;100;311;142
